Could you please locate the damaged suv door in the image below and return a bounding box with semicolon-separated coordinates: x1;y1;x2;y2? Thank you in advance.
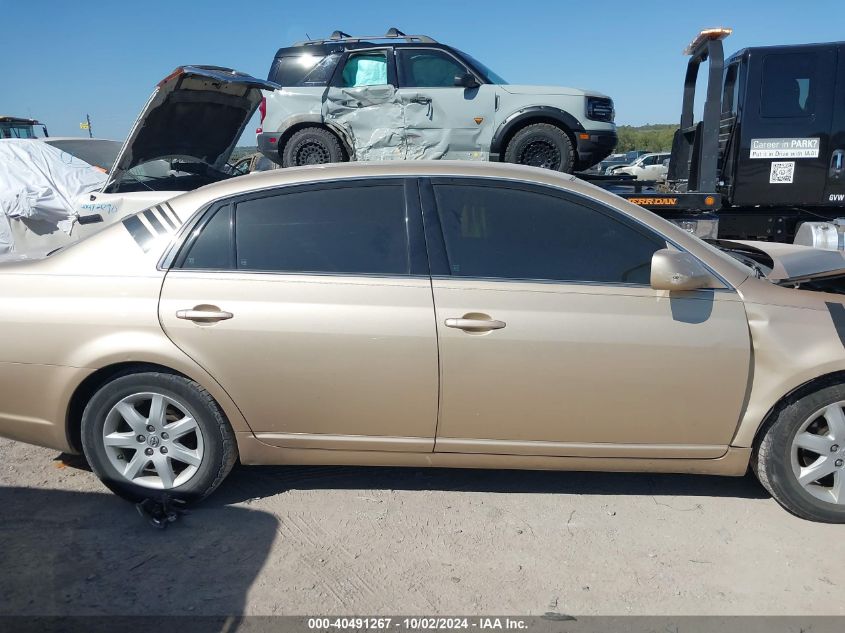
395;48;496;160
322;48;407;161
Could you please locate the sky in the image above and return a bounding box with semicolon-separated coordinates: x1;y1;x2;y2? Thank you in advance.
2;0;844;144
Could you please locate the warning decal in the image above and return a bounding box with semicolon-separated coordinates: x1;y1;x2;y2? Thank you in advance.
751;138;819;159
770;161;795;184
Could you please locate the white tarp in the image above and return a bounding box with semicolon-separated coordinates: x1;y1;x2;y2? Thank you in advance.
0;139;107;253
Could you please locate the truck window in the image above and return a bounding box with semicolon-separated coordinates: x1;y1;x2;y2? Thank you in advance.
722;63;740;115
760;52;816;118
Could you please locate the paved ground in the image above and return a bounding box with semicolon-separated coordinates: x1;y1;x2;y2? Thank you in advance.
1;437;843;616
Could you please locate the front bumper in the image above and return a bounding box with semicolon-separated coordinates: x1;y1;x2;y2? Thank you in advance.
576;130;618;169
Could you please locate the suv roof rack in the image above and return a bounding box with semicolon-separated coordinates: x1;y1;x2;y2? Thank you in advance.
293;28;437;47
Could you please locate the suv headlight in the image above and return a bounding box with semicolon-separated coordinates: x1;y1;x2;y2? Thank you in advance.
586;97;614;123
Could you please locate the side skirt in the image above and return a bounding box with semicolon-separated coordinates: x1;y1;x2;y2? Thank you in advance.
238;433;751;476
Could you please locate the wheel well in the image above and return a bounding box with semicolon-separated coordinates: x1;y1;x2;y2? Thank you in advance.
751;370;845;450
66;362;185;453
498;117;576;162
277;123;350;161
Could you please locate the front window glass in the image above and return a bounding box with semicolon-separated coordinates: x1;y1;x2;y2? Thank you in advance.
433;183;663;284
340;52;389;87
457;50;507;84
398;50;467;87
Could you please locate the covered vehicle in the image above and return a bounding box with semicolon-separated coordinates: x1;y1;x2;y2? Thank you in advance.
0;140;107;254
41;138;122;172
2;66;277;255
2;161;845;522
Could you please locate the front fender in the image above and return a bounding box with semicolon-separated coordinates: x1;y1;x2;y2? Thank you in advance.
490;106;585;157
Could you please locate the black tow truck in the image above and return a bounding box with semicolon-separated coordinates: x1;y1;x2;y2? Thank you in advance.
580;28;845;247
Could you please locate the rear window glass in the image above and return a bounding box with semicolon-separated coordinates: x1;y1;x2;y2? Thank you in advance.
268;53;339;87
760;52;817;117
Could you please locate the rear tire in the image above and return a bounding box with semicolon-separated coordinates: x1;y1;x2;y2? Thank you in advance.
753;384;845;523
281;127;345;167
80;372;237;503
504;123;575;173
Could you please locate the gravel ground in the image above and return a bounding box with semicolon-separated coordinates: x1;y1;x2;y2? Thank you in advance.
1;437;843;617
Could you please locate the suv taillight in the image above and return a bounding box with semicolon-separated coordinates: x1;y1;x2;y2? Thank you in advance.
259;96;267;124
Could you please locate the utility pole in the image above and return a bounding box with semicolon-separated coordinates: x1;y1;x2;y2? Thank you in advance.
85;113;93;138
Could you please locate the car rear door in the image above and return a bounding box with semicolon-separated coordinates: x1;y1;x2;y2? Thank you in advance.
395;48;496;160
422;178;751;458
158;178;439;452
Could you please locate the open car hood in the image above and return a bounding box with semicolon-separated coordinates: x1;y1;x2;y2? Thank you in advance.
714;239;845;283
104;66;279;191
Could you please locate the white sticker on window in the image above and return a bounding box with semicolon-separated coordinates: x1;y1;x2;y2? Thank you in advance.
751;138;819;159
770;161;795;184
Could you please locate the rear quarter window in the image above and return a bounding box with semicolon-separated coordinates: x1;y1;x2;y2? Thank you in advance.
268;53;340;87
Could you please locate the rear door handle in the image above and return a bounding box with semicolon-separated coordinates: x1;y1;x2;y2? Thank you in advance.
445;317;506;332
831;149;845;179
176;307;233;323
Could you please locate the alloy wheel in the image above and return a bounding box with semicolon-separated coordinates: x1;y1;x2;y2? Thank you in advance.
101;392;205;490
790;402;845;504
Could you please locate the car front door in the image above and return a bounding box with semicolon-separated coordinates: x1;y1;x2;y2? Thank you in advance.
395;48;496;160
423;178;751;458
323;48;407;161
158;179;439;452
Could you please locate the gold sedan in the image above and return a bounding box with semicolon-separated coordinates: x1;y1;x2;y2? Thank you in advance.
2;161;845;522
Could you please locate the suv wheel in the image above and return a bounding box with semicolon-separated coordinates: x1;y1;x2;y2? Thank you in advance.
281;127;345;167
80;372;237;503
753;384;845;523
504;123;575;173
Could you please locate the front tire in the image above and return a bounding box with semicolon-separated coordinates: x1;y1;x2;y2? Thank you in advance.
753;384;845;523
281;127;345;167
504;123;575;173
80;372;237;503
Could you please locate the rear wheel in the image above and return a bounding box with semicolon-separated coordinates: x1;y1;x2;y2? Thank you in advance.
504;123;575;173
80;372;237;503
753;384;845;522
281;127;345;167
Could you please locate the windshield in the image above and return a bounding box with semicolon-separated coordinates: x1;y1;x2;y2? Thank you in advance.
0;123;45;138
458;50;508;84
108;156;233;193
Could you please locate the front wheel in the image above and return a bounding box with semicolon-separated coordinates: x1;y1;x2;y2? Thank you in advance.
80;372;237;503
753;384;845;522
503;123;575;173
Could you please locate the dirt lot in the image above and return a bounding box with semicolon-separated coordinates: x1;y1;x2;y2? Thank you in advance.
1;436;843;617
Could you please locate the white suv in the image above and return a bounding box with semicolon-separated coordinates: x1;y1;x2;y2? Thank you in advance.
258;29;617;173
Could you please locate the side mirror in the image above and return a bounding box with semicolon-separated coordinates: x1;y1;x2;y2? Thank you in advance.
454;72;480;89
650;249;715;291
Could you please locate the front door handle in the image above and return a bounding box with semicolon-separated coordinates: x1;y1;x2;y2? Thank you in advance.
445;316;506;332
410;95;432;105
176;306;233;323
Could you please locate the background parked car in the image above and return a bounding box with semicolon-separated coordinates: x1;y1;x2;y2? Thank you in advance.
259;28;617;173
609;151;671;180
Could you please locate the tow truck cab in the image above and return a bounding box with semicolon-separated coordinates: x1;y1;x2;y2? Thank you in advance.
0;116;48;139
664;30;845;241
